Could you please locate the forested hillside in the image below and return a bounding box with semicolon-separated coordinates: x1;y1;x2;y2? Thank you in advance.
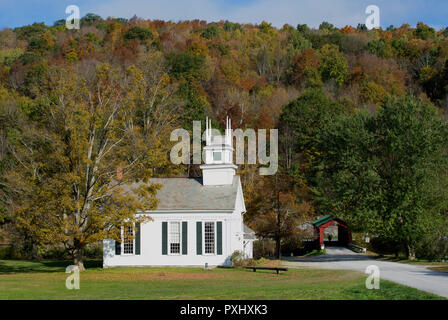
1;14;447;263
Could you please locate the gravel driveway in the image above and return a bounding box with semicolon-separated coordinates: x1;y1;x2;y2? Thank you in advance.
282;246;448;298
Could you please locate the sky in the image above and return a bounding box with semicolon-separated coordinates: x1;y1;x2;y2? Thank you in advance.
0;0;447;30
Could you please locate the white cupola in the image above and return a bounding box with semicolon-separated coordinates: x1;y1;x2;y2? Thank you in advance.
200;116;237;185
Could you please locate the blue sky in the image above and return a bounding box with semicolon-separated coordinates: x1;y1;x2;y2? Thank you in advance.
0;0;447;30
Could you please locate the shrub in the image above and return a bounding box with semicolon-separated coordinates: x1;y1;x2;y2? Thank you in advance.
84;245;103;259
0;246;21;259
230;251;258;267
41;244;102;260
416;235;448;261
42;247;69;260
254;257;267;265
244;258;255;266
0;246;12;259
230;250;244;267
368;237;402;256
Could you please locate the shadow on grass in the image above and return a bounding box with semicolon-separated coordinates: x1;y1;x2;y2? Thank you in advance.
0;259;102;274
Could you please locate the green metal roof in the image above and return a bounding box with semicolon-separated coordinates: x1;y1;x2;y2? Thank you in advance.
311;214;334;227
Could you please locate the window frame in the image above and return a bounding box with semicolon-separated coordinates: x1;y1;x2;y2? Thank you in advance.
122;225;135;256
168;221;182;256
202;221;217;255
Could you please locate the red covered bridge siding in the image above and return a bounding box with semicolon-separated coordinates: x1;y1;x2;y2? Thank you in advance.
312;214;352;249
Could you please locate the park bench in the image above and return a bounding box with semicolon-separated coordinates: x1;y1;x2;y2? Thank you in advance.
245;266;288;274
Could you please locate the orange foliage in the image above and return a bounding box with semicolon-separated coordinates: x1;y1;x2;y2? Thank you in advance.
340;25;355;34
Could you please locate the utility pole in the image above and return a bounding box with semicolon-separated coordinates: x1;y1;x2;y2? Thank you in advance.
275;173;281;260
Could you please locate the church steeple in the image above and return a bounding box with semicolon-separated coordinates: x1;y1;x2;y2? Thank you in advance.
201;116;237;185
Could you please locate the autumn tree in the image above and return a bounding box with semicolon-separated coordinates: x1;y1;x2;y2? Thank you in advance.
250;173;312;259
340;25;355;34
5;63;178;269
319;44;349;86
288;48;321;88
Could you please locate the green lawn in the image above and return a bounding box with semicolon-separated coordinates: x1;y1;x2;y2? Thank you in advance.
0;259;444;300
302;249;326;257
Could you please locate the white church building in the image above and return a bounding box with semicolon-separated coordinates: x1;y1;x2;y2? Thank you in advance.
103;118;256;267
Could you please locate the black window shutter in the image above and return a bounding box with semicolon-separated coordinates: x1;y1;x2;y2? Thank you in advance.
196;221;202;255
135;222;141;255
115;226;121;255
217;221;223;255
162;221;168;255
115;240;121;255
182;221;188;255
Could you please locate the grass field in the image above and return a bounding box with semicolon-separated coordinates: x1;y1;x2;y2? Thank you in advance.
302;249;326;257
0;259;444;300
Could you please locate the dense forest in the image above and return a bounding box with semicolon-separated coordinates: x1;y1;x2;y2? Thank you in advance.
0;13;448;264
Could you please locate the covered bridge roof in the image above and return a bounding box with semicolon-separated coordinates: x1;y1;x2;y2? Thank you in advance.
311;214;349;228
312;214;335;227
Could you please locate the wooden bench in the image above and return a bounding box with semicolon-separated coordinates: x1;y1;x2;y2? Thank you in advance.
245;266;288;274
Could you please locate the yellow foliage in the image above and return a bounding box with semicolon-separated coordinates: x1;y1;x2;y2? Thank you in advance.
360;81;388;105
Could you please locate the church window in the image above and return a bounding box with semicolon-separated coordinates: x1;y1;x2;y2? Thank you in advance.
213;151;222;161
169;221;181;254
123;225;134;255
204;222;215;254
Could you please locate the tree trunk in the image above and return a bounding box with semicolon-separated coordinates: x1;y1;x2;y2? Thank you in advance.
406;244;416;261
73;249;85;271
31;244;40;261
275;233;281;260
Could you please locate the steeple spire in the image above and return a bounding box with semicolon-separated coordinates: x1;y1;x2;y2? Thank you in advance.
205;116;212;146
200;116;237;185
225;116;231;146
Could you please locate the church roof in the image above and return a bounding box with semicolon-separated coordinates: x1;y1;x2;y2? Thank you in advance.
121;176;240;211
243;225;256;240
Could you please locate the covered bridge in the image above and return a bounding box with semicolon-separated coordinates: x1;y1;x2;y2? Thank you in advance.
312;214;352;249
